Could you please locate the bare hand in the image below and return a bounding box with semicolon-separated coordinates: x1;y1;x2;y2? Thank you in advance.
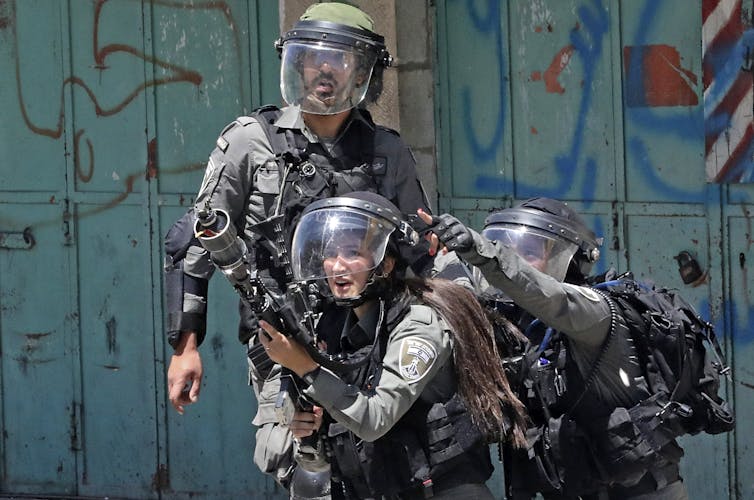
290;406;324;439
259;320;319;377
167;332;202;415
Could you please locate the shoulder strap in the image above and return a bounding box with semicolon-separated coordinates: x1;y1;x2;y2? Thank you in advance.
567;288;620;414
250;105;288;156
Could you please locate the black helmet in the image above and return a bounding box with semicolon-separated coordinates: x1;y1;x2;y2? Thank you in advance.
482;198;602;283
275;3;392;115
290;191;418;306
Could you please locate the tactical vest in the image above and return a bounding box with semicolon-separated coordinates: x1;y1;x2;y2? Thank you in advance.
232;105;407;342
502;279;723;498
324;295;492;499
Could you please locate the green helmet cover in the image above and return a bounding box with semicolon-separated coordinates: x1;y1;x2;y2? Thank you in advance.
299;2;375;32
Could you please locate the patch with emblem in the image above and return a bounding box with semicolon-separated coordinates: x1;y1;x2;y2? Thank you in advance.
398;337;437;383
198;158;217;196
371;157;386;175
574;285;603;302
216;135;229;152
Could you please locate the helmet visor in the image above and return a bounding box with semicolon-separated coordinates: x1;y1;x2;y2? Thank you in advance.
291;208;394;281
280;41;376;115
482;225;579;282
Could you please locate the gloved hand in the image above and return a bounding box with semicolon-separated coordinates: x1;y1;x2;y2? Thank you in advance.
430;214;474;253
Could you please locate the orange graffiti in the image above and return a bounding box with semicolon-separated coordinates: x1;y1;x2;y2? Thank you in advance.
10;0;243;194
543;45;574;94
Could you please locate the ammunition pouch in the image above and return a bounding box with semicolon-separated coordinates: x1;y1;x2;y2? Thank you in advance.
591;392;684;486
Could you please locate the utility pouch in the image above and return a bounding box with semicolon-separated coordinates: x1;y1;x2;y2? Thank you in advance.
596;393;685;486
326;423;372;499
247;342;274;380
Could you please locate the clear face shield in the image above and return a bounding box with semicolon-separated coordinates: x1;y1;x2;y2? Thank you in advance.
291;208;394;282
280;41;377;115
482;224;579;282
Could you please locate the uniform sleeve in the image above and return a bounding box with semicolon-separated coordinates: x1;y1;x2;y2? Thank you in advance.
165;117;274;348
393;142;431;214
376;130;431;215
460;229;611;348
303;305;452;442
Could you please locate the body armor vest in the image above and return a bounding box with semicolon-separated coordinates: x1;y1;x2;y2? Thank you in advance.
324;295;492;499
237;106;405;343
502;282;705;498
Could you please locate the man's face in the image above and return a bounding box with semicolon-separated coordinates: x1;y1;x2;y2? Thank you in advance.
301;46;361;111
515;237;552;273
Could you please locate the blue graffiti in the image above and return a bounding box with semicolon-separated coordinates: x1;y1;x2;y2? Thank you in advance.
628;137;706;202
625;0;730;199
467;0;608;203
461;0;506;163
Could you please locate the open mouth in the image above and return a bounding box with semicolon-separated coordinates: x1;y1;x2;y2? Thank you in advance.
316;79;335;95
331;277;353;294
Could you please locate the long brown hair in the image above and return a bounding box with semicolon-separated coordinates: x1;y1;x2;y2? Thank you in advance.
405;277;528;448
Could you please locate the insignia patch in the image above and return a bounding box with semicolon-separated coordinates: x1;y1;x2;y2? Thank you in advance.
371;157;386;175
398;337;437;383
198;158;217;197
216;136;229;152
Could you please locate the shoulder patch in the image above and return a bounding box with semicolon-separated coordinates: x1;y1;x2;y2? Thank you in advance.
371;156;387;175
409;305;433;325
398;337;437;384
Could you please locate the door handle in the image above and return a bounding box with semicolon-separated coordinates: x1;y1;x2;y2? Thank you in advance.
0;227;35;250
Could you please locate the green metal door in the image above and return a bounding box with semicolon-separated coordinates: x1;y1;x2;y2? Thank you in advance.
436;0;736;498
0;0;282;498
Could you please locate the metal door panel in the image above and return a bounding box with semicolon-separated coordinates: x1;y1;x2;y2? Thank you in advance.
157;205;283;499
508;0;618;201
620;0;705;203
1;0;67;192
0;202;76;494
435;0;513;202
152;0;260;196
75;202;158;498
728;214;754;500
625;213;730;498
67;0;148;194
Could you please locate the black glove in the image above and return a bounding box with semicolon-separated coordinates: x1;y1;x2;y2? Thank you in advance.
430;214;474;253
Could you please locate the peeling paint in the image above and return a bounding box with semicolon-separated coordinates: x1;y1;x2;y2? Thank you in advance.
211;334;223;361
0;0;10;30
106;316;117;355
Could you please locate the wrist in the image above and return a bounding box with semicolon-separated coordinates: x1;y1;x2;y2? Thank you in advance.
174;330;198;355
300;365;321;386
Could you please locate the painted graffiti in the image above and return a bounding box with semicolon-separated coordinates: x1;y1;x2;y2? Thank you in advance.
4;0;247;214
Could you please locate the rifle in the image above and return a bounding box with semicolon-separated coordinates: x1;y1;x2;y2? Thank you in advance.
193;203;321;431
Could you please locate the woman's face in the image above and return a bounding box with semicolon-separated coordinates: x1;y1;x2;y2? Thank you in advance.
323;240;374;300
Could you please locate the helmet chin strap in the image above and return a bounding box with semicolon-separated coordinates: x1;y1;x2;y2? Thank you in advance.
332;263;390;307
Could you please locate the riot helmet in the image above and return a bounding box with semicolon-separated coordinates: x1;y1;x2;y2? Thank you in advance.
482;198;602;283
291;191;418;306
275;2;392;115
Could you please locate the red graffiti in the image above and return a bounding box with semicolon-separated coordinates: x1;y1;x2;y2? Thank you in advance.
146;138;158;180
11;0;240;207
623;45;698;107
543;45;574;94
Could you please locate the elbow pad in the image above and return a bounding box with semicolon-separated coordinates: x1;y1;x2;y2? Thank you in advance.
164;258;209;348
164;210;210;349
